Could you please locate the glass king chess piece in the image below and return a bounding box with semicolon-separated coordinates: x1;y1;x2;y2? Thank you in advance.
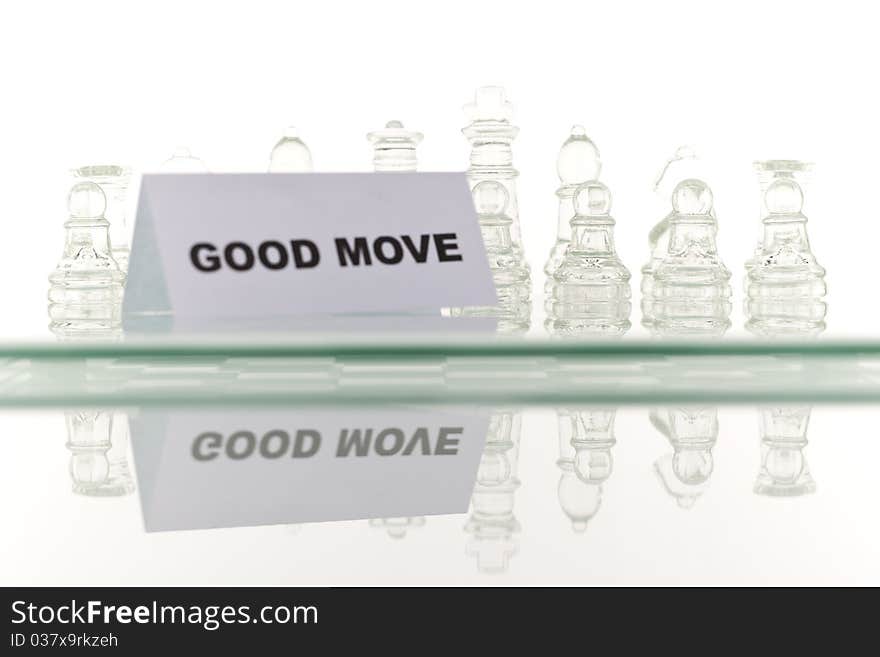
447;181;531;332
268;127;313;172
645;178;732;336
745;175;827;335
48;182;125;333
546;182;631;336
71;165;132;272
462;87;531;295
544;126;602;309
367;120;422;172
754;406;816;497
464;411;522;574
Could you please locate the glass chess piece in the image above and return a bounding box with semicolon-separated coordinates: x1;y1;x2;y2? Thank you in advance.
555;408;616;533
745;176;827;335
160;146;208;172
651;407;718;509
754;406;816;497
66;410;135;497
71;165;132;272
462;87;531;292
268;127;313;172
368;516;427;540
464;411;521;574
545;181;632;336
446;181;531;333
544;126;602;309
367;120;423;171
48;182;125;332
646;179;732;336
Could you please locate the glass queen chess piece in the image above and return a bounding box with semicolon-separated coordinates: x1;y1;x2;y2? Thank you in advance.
546;182;631;336
556;409;616;533
71;165;132;272
367;120;422;172
646;179;732;336
464;411;521;574
462;87;531;292
745;177;827;335
447;182;531;332
48;182;125;332
268;127;313;172
544;126;602;308
160;146;208;172
651;407;718;509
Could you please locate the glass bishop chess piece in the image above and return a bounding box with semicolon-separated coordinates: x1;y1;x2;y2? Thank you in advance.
652;407;718;509
464;411;521;574
546;182;631;336
544;126;602;309
367;120;423;172
48;182;125;332
160;146;208;172
268;127;313;172
745;176;826;335
754;406;816;497
369;516;427;540
66;410;135;497
646;179;732;336
447;181;530;333
71;165;132;272
556;408;616;533
462;87;531;290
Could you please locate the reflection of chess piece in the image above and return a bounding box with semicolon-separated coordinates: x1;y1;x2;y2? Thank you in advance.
66;410;134;497
646;179;732;336
71;165;132;272
447;181;530;333
652;407;718;509
546;182;631;336
556;408;616;532
367;120;422;172
754;406;816;497
544;126;602;308
369;516;427;539
464;411;521;574
48;182;125;333
268;127;313;172
160;146;208;172
462;87;531;296
745;175;827;335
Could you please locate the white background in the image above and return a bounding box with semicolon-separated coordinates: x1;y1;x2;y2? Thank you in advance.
2;0;878;338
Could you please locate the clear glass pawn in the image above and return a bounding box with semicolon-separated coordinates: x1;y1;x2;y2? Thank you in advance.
754;406;816;497
651;407;718;509
447;181;530;332
268;127;313;172
462;87;531;286
71;165;132;272
745;177;827;334
556;408;616;533
48;182;125;331
648;179;732;336
367;120;422;172
547;182;632;336
544;126;602;309
160;146;208;172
